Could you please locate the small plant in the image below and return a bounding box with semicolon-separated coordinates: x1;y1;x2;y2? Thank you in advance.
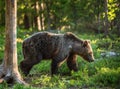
93;67;120;86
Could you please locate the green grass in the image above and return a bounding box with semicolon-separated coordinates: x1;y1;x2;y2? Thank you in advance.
0;27;120;89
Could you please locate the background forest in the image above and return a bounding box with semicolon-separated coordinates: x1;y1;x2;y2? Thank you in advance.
0;0;120;35
0;0;120;89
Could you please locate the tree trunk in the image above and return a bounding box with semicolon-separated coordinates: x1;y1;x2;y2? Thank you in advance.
34;1;41;31
45;0;52;30
0;0;26;85
39;2;45;30
71;0;77;30
24;14;30;29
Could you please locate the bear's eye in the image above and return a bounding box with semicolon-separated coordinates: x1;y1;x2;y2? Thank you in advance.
89;52;92;55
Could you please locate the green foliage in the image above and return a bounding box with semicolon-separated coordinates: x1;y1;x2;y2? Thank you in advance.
0;0;120;88
0;82;8;89
0;27;5;62
97;35;120;52
1;0;120;35
0;28;120;89
108;0;119;21
13;84;38;89
92;67;120;87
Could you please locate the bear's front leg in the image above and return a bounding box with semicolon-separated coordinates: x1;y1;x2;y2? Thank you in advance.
51;60;59;75
67;54;78;72
51;55;66;75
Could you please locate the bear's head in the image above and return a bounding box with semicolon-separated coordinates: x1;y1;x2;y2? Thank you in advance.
80;40;94;62
72;40;94;62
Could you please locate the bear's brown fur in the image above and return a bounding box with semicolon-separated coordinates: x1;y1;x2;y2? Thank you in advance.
20;32;94;75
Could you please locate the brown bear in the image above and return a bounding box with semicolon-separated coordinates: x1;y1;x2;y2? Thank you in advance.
20;32;94;75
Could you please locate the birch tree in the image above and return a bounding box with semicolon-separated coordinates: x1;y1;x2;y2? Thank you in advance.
0;0;26;84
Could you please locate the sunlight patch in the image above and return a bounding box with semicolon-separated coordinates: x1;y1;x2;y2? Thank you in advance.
17;38;23;43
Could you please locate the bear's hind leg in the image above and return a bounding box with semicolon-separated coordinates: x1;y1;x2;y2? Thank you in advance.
20;58;33;76
20;55;42;75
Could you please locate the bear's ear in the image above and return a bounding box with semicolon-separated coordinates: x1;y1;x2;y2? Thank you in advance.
83;40;90;47
87;40;90;43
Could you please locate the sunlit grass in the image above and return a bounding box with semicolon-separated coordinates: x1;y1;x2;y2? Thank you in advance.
17;38;23;43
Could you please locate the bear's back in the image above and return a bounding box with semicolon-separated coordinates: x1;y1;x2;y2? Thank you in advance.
23;32;64;59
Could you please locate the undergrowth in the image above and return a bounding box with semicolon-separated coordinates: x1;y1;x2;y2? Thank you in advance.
0;27;120;89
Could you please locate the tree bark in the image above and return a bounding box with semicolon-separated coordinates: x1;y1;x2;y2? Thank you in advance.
0;0;27;85
71;0;77;30
24;14;30;29
34;1;41;31
39;2;45;30
45;0;52;30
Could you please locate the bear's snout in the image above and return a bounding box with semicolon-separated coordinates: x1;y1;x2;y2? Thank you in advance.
89;59;94;62
88;56;95;62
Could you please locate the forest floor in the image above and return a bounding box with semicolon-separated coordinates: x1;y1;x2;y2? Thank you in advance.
0;28;120;89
